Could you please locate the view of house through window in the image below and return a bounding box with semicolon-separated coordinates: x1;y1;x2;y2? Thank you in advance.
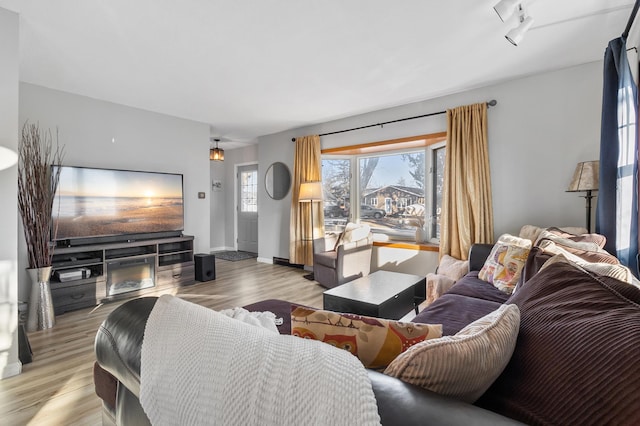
321;134;446;242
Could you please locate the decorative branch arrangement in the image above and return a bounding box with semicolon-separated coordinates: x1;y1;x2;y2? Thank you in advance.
17;122;64;269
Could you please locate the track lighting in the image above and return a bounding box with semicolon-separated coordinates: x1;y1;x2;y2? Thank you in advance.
506;14;534;46
494;2;533;46
493;0;519;22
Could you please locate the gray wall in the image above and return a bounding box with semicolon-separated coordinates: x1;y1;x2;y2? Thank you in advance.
253;61;602;275
209;145;259;252
0;7;20;379
18;83;212;301
210;159;226;251
222;147;258;252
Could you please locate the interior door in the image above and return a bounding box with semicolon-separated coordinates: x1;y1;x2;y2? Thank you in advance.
237;164;258;253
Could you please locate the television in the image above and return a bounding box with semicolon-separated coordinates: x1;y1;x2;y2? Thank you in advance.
52;166;184;246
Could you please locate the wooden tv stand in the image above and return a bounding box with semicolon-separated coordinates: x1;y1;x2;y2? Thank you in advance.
50;235;195;315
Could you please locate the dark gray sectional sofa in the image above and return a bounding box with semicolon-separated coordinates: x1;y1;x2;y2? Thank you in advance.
93;243;640;425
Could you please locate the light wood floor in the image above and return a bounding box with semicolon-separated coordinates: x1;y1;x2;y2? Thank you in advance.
0;259;324;425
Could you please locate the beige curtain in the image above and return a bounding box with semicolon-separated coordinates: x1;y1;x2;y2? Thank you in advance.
440;103;494;260
290;135;324;265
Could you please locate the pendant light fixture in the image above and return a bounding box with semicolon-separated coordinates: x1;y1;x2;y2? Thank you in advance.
210;138;224;162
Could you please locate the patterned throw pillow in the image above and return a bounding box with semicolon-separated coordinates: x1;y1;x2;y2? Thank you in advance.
384;304;520;403
479;234;532;294
290;306;442;369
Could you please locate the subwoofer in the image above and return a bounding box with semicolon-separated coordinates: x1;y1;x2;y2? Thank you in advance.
194;253;216;281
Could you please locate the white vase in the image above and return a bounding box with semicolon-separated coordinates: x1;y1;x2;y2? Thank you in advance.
26;266;55;332
415;227;427;243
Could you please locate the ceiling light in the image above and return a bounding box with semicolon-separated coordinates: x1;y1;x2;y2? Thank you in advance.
493;0;519;22
506;14;534;46
210;138;224;161
494;2;534;46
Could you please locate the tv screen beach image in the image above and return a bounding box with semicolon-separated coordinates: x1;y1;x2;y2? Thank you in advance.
53;167;184;240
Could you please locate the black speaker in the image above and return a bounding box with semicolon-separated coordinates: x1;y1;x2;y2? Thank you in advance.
195;253;216;281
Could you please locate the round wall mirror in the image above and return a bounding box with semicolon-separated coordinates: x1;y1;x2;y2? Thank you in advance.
265;162;291;200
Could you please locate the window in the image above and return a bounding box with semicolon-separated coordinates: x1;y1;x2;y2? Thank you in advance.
321;158;350;231
321;133;446;242
240;170;257;212
431;145;446;240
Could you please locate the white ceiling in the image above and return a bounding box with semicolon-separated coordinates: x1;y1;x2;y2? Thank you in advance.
0;1;635;149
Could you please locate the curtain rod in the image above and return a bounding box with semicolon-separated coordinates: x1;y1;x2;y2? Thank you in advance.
623;0;640;38
291;99;497;141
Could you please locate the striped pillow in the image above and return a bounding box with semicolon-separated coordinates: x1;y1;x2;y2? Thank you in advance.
384;304;520;403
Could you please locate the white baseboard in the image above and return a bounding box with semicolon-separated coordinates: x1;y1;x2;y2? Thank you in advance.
1;361;22;379
257;257;273;264
209;246;235;253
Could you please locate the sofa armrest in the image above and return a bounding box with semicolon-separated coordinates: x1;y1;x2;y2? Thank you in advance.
368;371;524;425
95;297;158;398
468;244;494;272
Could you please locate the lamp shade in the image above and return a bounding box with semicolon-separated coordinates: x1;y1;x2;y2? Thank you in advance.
0;146;18;170
209;147;224;161
299;181;323;202
209;138;224;162
567;161;599;192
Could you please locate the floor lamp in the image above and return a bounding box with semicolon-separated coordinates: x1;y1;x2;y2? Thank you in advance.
567;160;599;233
299;181;323;280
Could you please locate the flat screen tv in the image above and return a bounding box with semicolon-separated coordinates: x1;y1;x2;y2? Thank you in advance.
52;166;184;246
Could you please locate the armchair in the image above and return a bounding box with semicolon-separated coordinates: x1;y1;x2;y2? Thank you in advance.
313;223;373;289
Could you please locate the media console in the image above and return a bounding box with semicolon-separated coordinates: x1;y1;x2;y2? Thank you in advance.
50;235;195;315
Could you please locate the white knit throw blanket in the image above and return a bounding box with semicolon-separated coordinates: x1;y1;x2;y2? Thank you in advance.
140;295;381;426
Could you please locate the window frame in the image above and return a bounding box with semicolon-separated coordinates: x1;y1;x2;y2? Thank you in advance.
239;169;258;213
321;133;446;243
427;141;446;244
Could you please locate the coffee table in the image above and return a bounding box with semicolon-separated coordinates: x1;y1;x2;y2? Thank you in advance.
323;270;426;320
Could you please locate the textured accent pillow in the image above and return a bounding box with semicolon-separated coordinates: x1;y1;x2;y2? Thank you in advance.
518;225;545;244
425;273;456;305
518;225;592;247
477;261;640;425
537;229;606;252
541;253;637;287
437;254;469;281
291;306;442;369
342;223;371;244
334;223;371;250
537;238;619;265
544;227;607;248
479;234;532;294
518;225;589;244
384;304;520;403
